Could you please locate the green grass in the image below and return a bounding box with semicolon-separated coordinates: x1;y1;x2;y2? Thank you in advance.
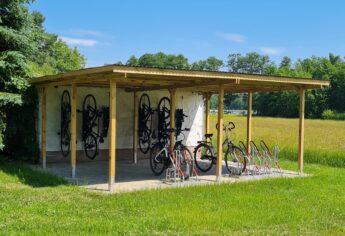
210;115;345;167
0;160;345;235
1;116;345;235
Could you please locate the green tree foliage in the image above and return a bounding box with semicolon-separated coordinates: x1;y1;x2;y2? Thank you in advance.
0;1;85;159
126;52;189;69
190;56;223;71
227;52;275;74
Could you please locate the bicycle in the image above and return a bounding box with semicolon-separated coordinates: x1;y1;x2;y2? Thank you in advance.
59;90;71;157
150;128;192;180
194;122;246;175
138;93;155;154
81;94;108;159
157;96;170;142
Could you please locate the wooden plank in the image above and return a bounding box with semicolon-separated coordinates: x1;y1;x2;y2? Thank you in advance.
109;81;117;192
169;89;176;147
205;94;211;134
126;79;237;92
41;87;47;169
70;84;77;178
298;89;305;173
216;85;224;180
133;92;138;164
246;92;252;153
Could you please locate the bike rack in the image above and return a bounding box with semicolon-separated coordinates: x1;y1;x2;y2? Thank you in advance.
238;141;259;176
260;140;282;174
250;141;270;175
165;146;185;183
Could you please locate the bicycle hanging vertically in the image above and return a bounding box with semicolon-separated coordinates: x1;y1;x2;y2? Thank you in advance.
81;94;109;159
157;96;170;142
138;93;154;153
59;90;71;157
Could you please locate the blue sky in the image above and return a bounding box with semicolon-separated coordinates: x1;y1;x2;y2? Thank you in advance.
30;0;345;68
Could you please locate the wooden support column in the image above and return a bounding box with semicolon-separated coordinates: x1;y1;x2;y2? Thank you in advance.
70;84;77;178
41;87;47;169
109;81;117;192
298;89;305;174
169;89;176;147
133;92;138;164
205;94;211;135
216;85;224;180
246;92;252;153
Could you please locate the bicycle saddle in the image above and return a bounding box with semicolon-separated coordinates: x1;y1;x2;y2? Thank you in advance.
205;133;213;138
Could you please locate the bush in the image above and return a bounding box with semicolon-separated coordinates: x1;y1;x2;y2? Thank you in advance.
2;87;39;163
321;109;345;120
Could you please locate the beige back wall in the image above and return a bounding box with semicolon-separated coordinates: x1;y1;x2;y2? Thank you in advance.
37;86;205;152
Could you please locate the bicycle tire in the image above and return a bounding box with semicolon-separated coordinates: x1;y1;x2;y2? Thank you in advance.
150;143;166;175
60;129;70;157
139;129;151;154
179;146;193;180
194;143;214;172
83;94;97;121
158;96;171;127
84;133;98;159
225;146;246;175
60;90;71;157
139;93;152;152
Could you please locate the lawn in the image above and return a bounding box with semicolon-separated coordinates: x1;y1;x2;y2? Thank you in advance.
0;116;345;235
0;161;344;235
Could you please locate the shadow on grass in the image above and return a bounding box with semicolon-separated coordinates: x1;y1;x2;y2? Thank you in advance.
0;161;67;187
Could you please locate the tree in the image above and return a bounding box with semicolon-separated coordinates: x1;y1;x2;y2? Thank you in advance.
227;52;275;74
126;52;189;69
0;0;36;150
0;1;86;158
191;56;224;71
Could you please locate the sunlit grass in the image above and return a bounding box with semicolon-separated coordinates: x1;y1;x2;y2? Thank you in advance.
210;115;345;167
0;161;344;235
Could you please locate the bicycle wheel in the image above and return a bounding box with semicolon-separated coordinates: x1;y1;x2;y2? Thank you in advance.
225;146;246;175
60;90;71;157
194;143;214;172
84;134;98;159
83;94;97;121
139;129;151;154
158;97;170;127
180;147;193;179
60;128;70;157
150;143;167;175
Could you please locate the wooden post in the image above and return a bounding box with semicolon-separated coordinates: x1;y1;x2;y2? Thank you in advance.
41;87;47;169
133;92;138;164
205;94;211;135
298;89;305;174
169;89;176;147
109;81;117;192
246;92;252;153
70;84;77;178
216;85;224;180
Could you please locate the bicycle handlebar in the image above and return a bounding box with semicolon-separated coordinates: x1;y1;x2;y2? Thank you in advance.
216;122;236;131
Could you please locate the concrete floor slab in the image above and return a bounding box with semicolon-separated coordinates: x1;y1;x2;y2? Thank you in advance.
32;160;307;193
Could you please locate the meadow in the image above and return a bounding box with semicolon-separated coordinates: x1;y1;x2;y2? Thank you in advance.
0;116;344;235
210;115;345;167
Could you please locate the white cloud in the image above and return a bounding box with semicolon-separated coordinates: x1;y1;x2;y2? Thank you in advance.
71;29;110;39
260;47;286;55
59;36;97;47
216;33;246;43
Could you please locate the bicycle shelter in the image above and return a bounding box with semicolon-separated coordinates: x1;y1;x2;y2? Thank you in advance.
29;65;329;192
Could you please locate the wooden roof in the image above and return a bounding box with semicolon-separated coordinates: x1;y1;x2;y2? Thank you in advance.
29;65;330;93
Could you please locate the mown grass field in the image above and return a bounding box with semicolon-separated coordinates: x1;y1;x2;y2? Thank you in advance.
210;115;345;167
0;116;345;235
